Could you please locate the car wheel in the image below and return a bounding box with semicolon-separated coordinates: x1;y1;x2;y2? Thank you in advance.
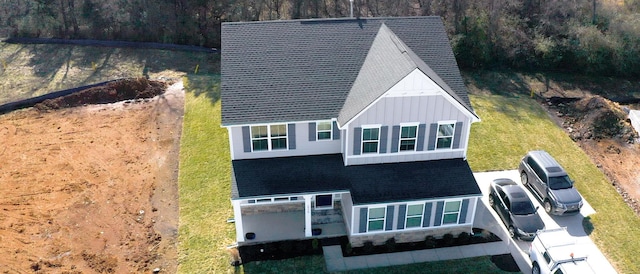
521;172;528;186
488;195;495;207
508;226;515;238
544;200;552;214
532;263;540;274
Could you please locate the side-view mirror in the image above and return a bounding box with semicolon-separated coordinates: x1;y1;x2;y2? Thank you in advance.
535;206;540;211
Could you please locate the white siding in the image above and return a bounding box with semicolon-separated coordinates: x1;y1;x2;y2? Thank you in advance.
229;121;341;160
345;95;470;165
341;193;354;234
351;196;478;235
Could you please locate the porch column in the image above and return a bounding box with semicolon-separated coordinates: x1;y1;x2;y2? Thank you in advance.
232;199;245;243
304;195;313;237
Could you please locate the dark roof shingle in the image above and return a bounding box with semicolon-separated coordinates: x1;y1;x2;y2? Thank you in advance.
221;17;473;126
231;154;481;204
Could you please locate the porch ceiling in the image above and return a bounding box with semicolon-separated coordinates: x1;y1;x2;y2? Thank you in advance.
231;154;481;204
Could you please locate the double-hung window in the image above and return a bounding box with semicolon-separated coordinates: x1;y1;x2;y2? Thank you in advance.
436;122;455;149
316;121;332;140
361;127;380;154
399;124;418;151
405;203;424;228
442;200;462;224
367;207;386;232
251;124;287;151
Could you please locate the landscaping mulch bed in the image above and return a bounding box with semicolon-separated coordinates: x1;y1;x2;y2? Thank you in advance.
340;228;501;257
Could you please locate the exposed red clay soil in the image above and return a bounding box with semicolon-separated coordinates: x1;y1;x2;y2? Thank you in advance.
544;95;640;215
0;78;183;273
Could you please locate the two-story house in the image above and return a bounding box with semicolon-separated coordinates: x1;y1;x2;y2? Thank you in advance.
221;16;482;248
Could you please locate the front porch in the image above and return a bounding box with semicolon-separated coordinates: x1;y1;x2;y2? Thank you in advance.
240;210;348;244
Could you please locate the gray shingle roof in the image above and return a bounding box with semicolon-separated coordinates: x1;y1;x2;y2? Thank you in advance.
231;154;481;204
221;17;474;126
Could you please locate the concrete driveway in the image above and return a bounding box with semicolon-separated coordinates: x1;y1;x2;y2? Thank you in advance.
473;170;617;274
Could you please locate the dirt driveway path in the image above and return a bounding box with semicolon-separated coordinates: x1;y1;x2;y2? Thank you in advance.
0;81;183;273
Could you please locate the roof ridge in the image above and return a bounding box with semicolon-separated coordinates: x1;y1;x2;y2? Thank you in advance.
337;24;417;125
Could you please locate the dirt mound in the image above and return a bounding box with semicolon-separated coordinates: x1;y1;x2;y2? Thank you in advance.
34;78;166;111
555;95;638;143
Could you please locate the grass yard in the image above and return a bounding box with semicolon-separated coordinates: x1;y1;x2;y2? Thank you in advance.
177;74;238;273
467;94;640;273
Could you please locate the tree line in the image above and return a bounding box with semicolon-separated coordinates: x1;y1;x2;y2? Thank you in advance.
1;0;639;77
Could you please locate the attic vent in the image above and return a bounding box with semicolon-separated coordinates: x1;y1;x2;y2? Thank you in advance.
389;34;407;54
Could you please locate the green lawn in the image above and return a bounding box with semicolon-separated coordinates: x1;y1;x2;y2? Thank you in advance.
467;94;640;273
177;75;236;273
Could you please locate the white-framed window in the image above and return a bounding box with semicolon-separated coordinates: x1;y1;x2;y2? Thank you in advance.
442;200;462;225
246;196;300;204
362;126;380;154
315;194;333;209
436;122;455;149
405;203;424;228
316;121;332;140
251;124;287;151
367;207;386;232
399;124;418;152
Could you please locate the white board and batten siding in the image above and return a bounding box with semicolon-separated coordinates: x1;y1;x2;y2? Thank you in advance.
228;121;341;160
344;69;475;165
346;94;471;165
350;197;478;235
341;193;354;234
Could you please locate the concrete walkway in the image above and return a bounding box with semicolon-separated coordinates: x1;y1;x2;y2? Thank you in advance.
323;241;511;272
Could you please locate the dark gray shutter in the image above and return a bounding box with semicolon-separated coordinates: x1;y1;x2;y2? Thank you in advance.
353;127;362;155
422;202;433;227
391;125;400;153
416;124;427;151
433;201;444;226
288;123;296;149
452;122;463;149
427;123;438;150
396;204;406;229
385;205;394;231
332;121;340;140
242;126;251;152
359;207;368;233
379;126;388;153
458;199;470;224
308;122;316;141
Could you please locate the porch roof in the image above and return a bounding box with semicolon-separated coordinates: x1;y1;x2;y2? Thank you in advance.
231;154;481;204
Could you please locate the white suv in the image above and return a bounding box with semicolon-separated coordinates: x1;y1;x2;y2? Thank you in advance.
529;228;595;274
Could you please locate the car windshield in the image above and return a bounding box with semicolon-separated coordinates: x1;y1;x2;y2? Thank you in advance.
511;201;536;215
549;175;573;190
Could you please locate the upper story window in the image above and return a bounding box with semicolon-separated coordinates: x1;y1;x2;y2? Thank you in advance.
436;122;455;149
317;121;332;140
251;124;287;151
362;127;380;154
399;124;418;151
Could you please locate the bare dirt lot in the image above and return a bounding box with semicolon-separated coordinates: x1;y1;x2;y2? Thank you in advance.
544;96;640;215
0;79;183;273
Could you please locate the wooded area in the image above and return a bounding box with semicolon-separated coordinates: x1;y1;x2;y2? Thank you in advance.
0;0;639;76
